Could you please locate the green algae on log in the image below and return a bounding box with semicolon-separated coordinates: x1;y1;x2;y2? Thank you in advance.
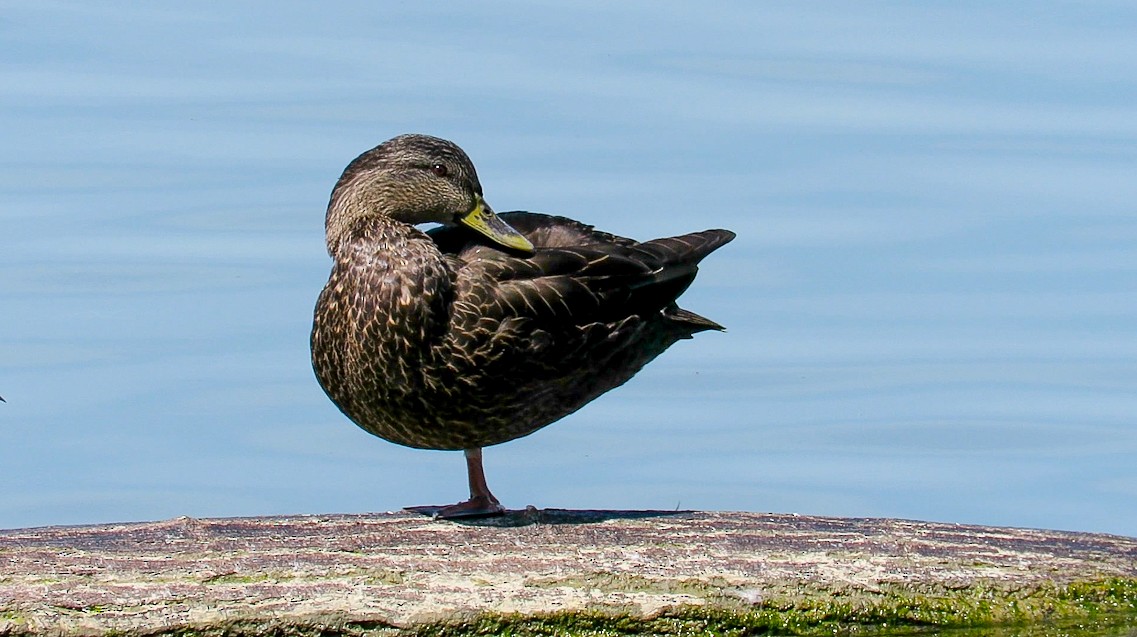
0;510;1135;636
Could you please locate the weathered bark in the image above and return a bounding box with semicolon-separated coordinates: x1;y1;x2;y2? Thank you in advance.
1;510;1135;636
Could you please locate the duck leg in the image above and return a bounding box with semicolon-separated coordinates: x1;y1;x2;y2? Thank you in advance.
405;448;505;519
448;447;505;518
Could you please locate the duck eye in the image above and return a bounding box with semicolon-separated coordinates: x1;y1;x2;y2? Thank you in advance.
430;164;448;178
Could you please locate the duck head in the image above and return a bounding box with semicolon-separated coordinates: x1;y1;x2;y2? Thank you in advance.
324;134;534;255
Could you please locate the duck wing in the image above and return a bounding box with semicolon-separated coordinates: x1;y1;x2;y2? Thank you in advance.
429;212;735;331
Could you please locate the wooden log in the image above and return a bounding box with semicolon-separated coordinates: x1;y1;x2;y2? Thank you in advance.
1;510;1135;636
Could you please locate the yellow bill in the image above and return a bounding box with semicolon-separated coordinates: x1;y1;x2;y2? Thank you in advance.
458;197;535;253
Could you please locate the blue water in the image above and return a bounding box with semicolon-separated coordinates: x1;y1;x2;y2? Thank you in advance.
2;3;1135;536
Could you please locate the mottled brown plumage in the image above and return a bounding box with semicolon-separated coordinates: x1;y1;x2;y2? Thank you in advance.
311;134;734;517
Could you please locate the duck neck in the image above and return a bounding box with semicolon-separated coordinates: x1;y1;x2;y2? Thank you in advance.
330;216;454;350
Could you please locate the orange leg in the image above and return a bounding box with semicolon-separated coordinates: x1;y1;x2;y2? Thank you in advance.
406;448;505;519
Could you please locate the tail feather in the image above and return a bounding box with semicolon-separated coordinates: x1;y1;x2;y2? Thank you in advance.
616;229;733;330
645;230;734;336
667;306;726;333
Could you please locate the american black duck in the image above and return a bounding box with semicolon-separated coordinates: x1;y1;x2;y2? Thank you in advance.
311;134;734;518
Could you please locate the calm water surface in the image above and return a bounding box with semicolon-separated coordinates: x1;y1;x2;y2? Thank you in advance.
2;3;1136;537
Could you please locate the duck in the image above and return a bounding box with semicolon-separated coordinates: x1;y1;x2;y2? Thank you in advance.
311;134;734;518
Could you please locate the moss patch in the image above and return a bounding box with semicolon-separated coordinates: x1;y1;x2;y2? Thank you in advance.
38;577;1131;637
411;577;1137;637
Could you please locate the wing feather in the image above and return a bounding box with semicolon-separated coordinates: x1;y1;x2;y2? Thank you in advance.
430;212;734;330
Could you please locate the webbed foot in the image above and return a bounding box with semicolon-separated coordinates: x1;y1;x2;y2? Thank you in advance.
405;494;505;519
404;448;507;519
